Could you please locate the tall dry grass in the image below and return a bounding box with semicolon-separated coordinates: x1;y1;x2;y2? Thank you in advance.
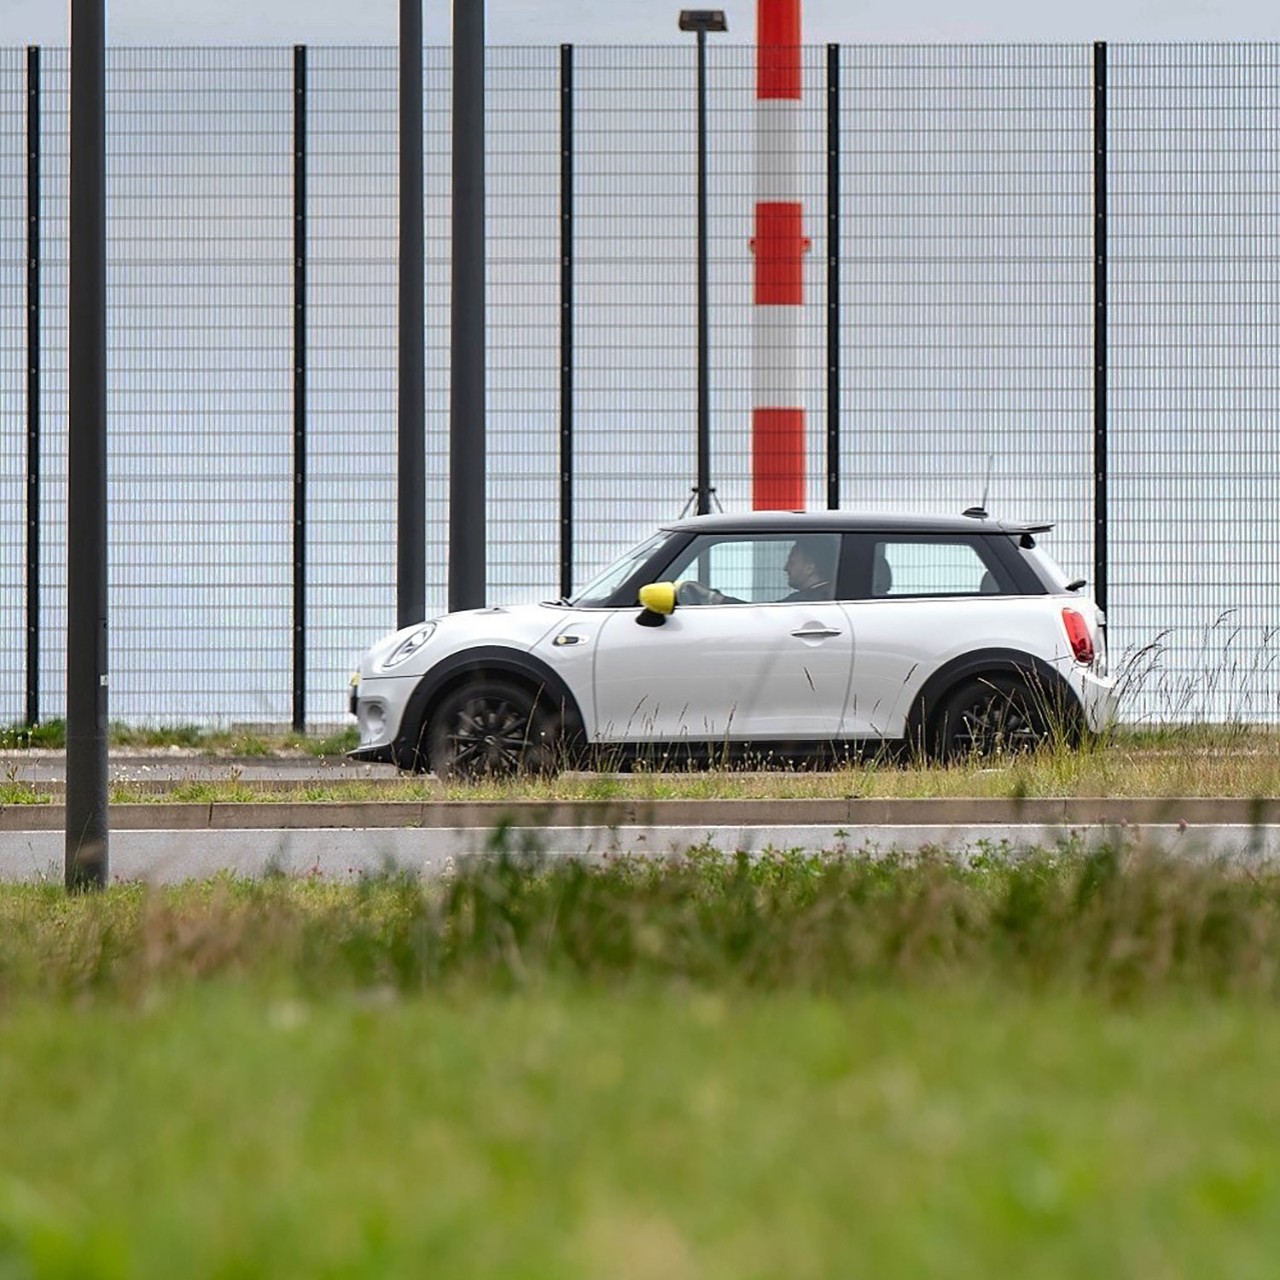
4;843;1280;1004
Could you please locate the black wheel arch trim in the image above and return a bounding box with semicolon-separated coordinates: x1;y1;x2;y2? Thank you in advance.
391;646;587;770
905;648;1083;744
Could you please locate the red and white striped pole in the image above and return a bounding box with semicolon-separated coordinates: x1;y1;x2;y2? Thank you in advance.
752;0;808;510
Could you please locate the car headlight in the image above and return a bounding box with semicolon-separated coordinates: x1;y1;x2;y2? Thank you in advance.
380;623;436;670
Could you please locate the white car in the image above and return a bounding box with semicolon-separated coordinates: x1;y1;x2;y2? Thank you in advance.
349;510;1117;776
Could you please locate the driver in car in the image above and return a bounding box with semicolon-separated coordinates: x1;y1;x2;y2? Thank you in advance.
780;536;835;602
676;537;836;606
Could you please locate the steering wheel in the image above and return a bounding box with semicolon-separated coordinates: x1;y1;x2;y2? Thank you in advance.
675;580;723;606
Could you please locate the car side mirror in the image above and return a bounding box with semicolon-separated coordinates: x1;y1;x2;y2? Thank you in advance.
636;581;676;627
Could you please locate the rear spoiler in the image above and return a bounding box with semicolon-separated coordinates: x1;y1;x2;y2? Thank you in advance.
963;508;1053;538
1013;523;1053;548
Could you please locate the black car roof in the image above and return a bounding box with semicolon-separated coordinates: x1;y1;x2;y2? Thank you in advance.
660;510;1052;536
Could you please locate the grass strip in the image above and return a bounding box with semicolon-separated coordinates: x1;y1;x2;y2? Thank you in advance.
5;850;1280;1276
2;989;1279;1276
4;844;1280;1002
5;733;1280;804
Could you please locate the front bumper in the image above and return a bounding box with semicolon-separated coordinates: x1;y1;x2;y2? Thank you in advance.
346;674;391;760
347;669;419;765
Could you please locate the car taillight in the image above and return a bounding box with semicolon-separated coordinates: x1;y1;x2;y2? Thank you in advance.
1062;608;1094;664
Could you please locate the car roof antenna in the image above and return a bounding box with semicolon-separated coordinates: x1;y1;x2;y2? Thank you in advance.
963;454;994;520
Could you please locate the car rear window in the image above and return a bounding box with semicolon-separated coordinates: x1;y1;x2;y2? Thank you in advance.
871;539;1006;598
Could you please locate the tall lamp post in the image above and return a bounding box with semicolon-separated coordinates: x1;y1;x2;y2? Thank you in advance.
679;9;726;516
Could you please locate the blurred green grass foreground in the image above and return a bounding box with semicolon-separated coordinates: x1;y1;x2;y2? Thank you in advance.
5;846;1280;1278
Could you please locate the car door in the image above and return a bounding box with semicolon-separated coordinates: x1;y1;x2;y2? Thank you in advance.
591;533;853;742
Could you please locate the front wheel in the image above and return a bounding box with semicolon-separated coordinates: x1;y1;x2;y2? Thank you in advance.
930;675;1055;762
424;679;560;779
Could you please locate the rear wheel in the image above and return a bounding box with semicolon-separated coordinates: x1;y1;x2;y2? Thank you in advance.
930;674;1052;762
424;679;560;779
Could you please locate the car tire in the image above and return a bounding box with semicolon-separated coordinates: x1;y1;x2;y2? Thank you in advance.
930;674;1052;762
424;678;561;779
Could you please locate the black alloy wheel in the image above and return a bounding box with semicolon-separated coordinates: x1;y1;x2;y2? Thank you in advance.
425;679;558;779
931;675;1050;762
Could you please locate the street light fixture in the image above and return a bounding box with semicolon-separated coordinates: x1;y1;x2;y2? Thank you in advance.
679;9;727;515
679;9;728;32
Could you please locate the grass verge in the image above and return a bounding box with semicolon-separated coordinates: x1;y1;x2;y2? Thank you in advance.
6;735;1280;805
3;843;1280;1003
4;848;1280;1276
5;986;1280;1279
3;724;1280;804
0;719;360;756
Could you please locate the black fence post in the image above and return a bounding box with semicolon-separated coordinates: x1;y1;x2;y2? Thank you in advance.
398;0;426;627
1093;40;1108;615
292;45;307;732
826;43;840;510
559;44;574;600
449;0;487;611
25;45;39;728
66;0;108;891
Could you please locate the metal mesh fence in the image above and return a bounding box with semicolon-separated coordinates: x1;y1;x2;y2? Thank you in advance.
488;49;560;602
30;48;62;731
111;49;294;725
2;42;1279;728
573;48;701;572
0;50;24;729
1110;44;1280;722
306;48;399;729
836;45;1095;570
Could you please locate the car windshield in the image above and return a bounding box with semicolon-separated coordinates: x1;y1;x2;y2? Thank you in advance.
570;532;669;607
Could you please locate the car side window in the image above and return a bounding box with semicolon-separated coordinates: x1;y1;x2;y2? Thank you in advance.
659;534;841;605
871;539;1008;598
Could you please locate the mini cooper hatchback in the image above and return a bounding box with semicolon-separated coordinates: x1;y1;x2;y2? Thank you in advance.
348;510;1116;776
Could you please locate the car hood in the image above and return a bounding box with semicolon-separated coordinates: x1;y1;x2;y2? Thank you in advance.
358;602;571;680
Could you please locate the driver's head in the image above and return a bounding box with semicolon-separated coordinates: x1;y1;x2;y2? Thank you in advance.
786;536;835;590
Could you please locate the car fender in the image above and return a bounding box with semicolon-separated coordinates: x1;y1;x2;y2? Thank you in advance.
391;646;588;770
904;648;1083;745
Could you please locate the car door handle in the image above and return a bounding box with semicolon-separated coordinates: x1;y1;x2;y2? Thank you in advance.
791;626;842;639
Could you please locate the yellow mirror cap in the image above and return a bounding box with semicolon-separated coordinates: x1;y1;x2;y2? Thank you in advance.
637;582;676;615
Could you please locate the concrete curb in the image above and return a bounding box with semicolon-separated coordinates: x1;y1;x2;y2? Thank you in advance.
7;822;1280;885
3;796;1277;832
